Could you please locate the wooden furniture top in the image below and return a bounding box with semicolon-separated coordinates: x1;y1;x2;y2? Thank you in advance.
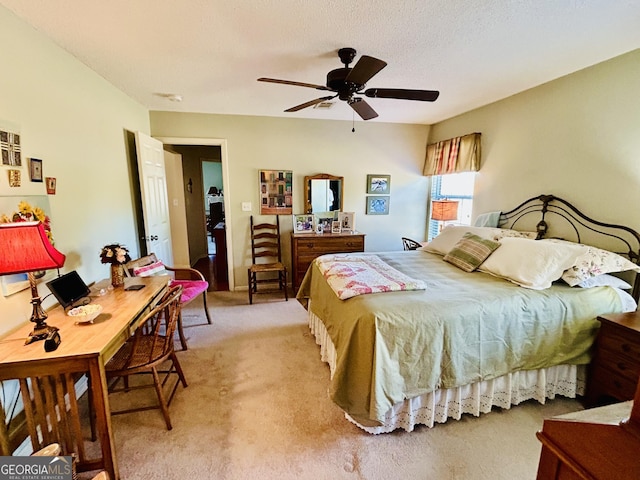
598;311;640;332
291;231;365;239
536;380;640;479
0;276;168;369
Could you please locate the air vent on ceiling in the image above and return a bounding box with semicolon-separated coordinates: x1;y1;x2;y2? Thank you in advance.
313;101;335;109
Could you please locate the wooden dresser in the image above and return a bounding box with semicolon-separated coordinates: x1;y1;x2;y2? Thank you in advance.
585;311;640;407
291;232;365;291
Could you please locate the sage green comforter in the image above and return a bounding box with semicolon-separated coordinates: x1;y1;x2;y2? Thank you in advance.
297;250;625;427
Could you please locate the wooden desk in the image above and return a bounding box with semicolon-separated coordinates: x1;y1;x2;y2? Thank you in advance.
0;276;168;480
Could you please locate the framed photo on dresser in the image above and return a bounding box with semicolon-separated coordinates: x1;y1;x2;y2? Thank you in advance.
338;212;355;232
293;214;314;234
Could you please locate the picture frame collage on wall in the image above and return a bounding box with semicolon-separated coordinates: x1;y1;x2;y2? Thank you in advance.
366;174;390;215
1;124;57;193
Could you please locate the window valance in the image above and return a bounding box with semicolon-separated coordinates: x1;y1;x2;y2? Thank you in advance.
423;132;481;176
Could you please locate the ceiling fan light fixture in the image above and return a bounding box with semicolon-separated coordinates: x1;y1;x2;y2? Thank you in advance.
154;92;183;102
313;102;335;109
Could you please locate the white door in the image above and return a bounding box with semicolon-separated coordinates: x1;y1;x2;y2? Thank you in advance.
135;131;173;264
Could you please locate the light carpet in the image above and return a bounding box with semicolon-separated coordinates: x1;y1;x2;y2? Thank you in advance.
107;290;584;480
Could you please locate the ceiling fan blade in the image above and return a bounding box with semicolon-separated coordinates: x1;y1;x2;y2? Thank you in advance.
345;56;387;85
285;96;337;112
364;88;440;102
348;98;378;121
258;77;331;91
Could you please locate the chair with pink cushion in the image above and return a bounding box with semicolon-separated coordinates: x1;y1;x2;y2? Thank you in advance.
125;253;211;350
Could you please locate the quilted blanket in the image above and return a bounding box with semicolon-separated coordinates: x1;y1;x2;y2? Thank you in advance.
315;254;426;300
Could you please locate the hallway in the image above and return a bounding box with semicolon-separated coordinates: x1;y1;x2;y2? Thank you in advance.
193;235;229;292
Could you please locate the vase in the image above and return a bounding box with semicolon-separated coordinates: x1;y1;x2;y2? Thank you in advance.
110;264;125;288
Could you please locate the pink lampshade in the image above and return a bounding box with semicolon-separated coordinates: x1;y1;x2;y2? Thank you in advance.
0;221;66;275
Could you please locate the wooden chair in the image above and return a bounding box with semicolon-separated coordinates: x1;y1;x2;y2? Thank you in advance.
248;215;288;304
125;253;211;350
105;285;187;430
402;237;422;251
33;444;111;479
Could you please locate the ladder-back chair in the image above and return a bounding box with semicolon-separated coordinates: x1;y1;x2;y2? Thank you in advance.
248;215;288;304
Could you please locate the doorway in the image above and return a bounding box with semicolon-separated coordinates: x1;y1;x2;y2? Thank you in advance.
158;137;232;292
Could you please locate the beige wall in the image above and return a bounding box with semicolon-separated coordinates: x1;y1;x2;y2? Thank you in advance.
0;7;150;336
429;48;640;231
150;112;431;288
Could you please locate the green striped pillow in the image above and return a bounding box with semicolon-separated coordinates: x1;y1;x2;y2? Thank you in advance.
443;232;501;272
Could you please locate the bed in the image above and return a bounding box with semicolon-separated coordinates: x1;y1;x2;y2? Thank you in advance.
297;194;640;434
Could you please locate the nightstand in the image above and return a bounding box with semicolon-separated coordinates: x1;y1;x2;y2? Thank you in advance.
584;310;640;407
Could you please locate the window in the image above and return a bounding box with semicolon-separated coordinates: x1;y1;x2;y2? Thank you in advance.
428;171;475;241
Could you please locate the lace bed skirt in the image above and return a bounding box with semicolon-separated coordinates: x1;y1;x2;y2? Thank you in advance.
308;308;585;434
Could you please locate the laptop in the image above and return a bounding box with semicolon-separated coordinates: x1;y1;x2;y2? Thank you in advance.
46;271;91;309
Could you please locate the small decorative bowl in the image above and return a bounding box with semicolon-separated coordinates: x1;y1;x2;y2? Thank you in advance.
68;304;103;324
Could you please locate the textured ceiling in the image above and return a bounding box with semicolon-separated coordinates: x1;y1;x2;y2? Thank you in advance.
2;0;639;125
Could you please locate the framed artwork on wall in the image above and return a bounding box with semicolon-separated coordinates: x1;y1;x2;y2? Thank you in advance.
259;169;293;215
29;158;43;182
366;196;390;215
8;169;20;187
46;177;57;194
366;174;390;194
0;129;21;166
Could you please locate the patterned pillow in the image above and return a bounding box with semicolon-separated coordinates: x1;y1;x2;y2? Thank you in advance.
443;233;501;272
133;260;166;277
554;243;640;286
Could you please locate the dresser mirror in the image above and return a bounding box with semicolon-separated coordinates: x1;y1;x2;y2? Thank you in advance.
304;174;343;213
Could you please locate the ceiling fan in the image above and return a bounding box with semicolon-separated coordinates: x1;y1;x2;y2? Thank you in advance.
258;47;439;121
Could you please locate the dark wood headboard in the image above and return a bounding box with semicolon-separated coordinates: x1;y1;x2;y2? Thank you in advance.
498;194;640;300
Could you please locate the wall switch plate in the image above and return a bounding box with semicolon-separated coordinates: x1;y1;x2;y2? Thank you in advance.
242;202;252;212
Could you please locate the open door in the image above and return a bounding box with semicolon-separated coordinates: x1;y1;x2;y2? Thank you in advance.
134;131;173;264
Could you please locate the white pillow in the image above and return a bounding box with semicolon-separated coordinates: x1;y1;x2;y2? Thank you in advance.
420;225;537;256
575;274;632;290
542;239;640;287
479;237;586;290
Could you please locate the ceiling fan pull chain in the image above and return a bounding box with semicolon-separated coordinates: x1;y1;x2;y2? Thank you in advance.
352;110;355;133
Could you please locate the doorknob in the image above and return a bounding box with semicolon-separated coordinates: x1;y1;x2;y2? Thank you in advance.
151;235;158;241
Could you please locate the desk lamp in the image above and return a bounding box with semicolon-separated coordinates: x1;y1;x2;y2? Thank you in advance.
0;221;66;344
